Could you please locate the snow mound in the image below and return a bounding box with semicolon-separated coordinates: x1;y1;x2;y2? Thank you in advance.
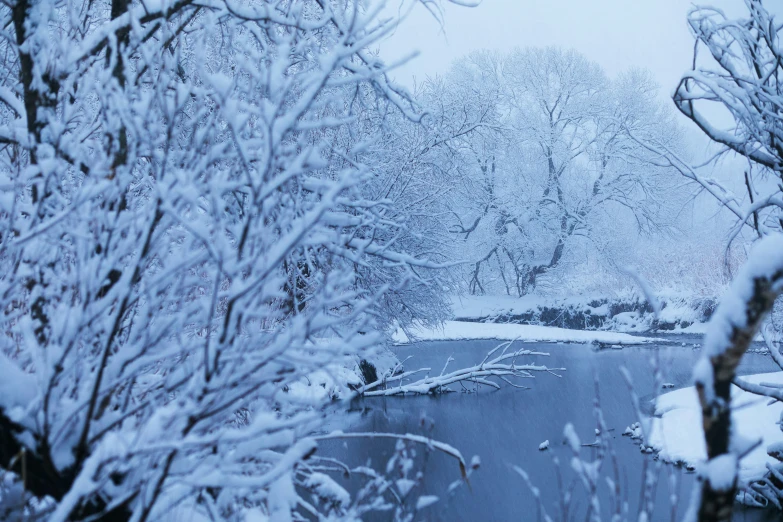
650;372;783;481
0;353;36;424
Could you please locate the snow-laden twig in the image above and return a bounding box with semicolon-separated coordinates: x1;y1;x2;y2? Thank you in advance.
314;431;470;479
0;0;483;519
622;266;661;316
511;465;554;522
658;1;783;515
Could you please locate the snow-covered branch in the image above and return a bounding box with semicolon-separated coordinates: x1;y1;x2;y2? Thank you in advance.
692;234;783;521
674;1;783;172
360;347;562;396
0;0;478;520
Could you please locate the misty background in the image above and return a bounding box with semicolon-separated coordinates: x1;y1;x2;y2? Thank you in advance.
373;0;773;299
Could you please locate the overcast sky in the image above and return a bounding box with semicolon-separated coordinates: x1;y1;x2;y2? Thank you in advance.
377;1;756;160
380;0;744;96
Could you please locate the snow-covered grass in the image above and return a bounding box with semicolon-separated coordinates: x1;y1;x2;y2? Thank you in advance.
650;372;783;481
393;320;662;345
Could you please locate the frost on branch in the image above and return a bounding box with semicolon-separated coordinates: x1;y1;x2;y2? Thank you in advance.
428;48;683;297
673;0;783;173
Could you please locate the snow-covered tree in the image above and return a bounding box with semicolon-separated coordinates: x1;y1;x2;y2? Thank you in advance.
0;0;472;520
652;0;783;517
429;47;683;296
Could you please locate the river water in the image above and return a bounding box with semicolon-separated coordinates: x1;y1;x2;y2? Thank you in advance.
326;335;782;521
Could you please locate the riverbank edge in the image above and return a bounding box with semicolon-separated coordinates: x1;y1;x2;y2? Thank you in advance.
649;372;783;506
449;293;717;333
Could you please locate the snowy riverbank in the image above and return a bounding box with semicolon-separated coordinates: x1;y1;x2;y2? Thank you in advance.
450;293;716;333
650;372;783;484
287;317;663;404
392;320;662;345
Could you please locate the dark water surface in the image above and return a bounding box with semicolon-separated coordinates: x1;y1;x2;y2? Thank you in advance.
326;336;782;521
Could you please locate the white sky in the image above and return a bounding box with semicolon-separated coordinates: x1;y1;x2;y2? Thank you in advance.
380;0;742;97
378;0;760;163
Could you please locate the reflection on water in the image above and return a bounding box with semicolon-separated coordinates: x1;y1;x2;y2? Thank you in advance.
323;337;781;521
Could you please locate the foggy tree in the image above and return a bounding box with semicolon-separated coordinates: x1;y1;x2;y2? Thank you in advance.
410;51;508;294
434;47;682;296
0;0;476;520
347;68;499;329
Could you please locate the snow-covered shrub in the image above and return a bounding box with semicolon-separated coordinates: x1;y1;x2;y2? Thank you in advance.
0;1;467;520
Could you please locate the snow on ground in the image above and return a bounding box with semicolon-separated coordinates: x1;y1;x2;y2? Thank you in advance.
449;294;548;319
285;364;361;404
284;345;401;402
650;372;783;481
0;352;37;425
392;320;661;345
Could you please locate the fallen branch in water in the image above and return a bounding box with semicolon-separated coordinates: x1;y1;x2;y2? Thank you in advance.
358;341;564;397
